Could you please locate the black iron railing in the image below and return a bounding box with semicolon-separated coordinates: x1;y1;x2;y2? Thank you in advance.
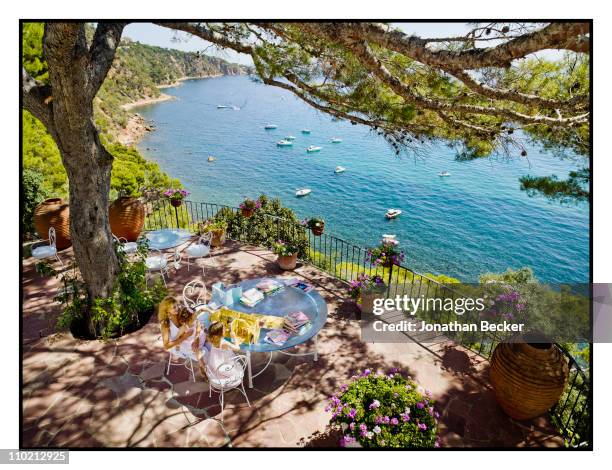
144;198;592;447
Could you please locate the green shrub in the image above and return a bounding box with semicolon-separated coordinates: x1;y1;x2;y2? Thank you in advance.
22;168;47;236
327;370;439;448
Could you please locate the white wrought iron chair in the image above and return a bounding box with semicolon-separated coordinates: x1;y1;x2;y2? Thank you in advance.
183;279;208;313
31;227;64;269
164;328;197;383
145;248;182;287
184;232;213;276
112;234;138;255
206;354;251;423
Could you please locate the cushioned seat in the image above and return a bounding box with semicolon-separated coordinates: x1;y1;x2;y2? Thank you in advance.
145;256;167;270
119;242;138;254
185;244;210;257
32;245;57;259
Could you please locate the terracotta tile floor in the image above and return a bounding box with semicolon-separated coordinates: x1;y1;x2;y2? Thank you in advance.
21;240;563;448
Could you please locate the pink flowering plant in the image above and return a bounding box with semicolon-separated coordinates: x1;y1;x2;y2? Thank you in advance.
239;197;262;211
366;243;405;267
348;272;385;300
272;239;299;256
163;188;189;202
326;369;439;448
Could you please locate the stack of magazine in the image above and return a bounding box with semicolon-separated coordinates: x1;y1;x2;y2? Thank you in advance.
240;288;264;307
256;279;284;296
264;329;291;346
284;311;311;334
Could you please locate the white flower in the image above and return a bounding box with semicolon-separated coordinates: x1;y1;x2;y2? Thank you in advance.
366;431;374;439
373;426;382;434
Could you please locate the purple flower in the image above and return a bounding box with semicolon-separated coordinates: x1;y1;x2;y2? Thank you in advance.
349;422;356;431
390;417;399;425
418;423;428;431
400;412;411;422
348;408;357;419
359;423;367;433
369;399;380;410
417;402;425;409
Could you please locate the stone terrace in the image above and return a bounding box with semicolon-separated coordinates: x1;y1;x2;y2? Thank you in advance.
22;240;563;448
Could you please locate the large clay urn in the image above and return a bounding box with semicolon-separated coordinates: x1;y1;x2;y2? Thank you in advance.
33;198;71;250
490;332;569;420
109;196;145;242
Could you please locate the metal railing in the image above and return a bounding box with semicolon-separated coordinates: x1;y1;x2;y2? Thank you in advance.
144;197;592;447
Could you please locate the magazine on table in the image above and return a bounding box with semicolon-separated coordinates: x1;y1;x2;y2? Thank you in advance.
256;279;285;295
284;279;314;293
240;287;264;307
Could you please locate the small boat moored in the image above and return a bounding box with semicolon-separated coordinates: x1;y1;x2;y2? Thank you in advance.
306;146;322;153
382;234;399;246
438;171;451;177
334;166;346;174
217;105;228;109
285;135;296;141
207;156;216;162
295;188;312;197
265;124;278;130
301;129;311;134
331;138;343;143
277;140;293;147
385;209;402;219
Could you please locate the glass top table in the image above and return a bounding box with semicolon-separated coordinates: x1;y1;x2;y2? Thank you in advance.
145;229;192;250
228;278;328;353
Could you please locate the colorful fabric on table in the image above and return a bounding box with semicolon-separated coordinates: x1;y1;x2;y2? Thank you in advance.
209;307;285;344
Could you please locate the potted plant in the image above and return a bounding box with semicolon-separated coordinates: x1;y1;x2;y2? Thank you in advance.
239;197;261;218
200;218;228;247
303;216;325;236
33;198;71;250
163;188;189;207
366;242;405;268
273;239;299;270
109;195;145;242
325;369;440;448
348;273;386;314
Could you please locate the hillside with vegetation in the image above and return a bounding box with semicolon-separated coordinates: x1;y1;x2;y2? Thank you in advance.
22;22;249;232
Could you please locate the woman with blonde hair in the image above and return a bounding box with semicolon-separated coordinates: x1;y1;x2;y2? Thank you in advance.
158;296;206;374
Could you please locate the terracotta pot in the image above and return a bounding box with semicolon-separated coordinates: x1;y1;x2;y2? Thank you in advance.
33;198;71;250
277;253;298;270
360;285;387;314
241;208;254;218
490;333;569;420
109;196;145;242
170;199;182;208
311;223;325;236
209;229;226;247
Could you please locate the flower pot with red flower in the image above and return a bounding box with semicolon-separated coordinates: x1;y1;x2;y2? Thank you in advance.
239;197;261;218
303;217;325;236
273;239;299;270
164;188;189;208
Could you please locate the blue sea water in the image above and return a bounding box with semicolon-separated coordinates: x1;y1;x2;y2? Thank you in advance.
137;76;589;283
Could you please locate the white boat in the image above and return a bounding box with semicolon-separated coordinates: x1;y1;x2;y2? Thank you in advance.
207;156;216;162
285;135;296;141
385;209;402;219
382;234;399;245
295;188;312;197
438;171;451;177
335;166;346;173
331;138;343;143
277;140;293;147
265;124;278;130
306;146;322;153
217;105;228;109
302;129;311;134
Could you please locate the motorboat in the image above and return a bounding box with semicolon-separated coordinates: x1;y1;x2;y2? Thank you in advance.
385;209;402;219
306;146;322;153
217;105;228;109
438;171;451;177
295;188;312;197
285;135;296;141
277;140;293;147
265;124;278;129
382;234;399;246
301;129;311;134
334;166;346;173
331;138;343;143
207;156;216;162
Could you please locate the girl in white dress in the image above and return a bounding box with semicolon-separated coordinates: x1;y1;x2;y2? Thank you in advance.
198;321;241;381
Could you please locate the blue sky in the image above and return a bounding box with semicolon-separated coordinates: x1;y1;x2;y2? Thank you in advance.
123;22;475;65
